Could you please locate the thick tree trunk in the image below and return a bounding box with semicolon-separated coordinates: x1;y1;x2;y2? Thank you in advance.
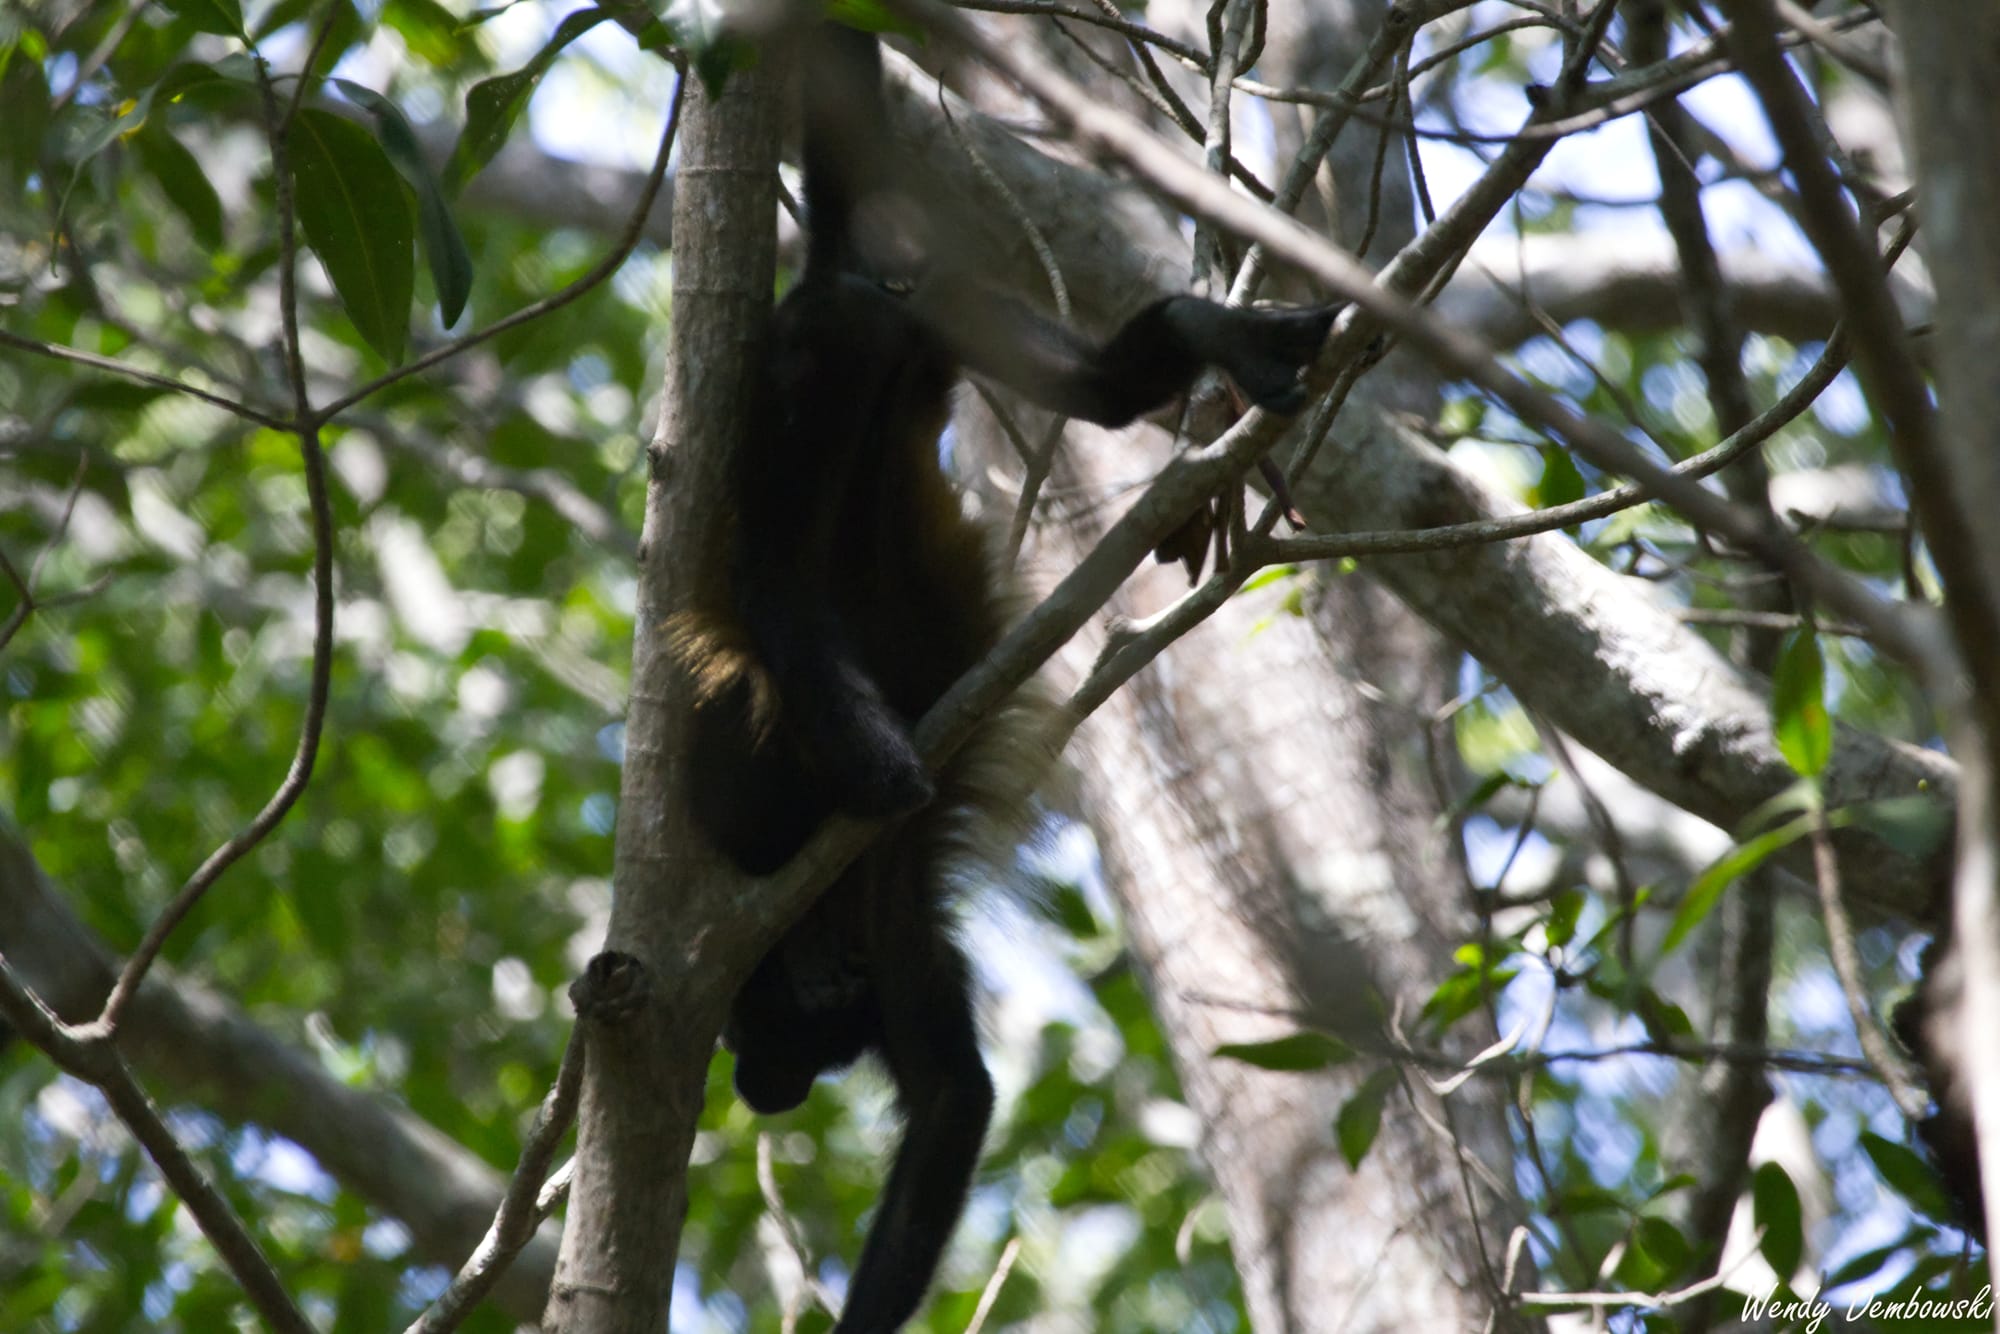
543;59;783;1334
936;3;1535;1325
1060;511;1525;1331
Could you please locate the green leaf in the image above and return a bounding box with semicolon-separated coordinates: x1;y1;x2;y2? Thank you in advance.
1214;1032;1354;1072
1438;395;1486;436
1335;1069;1395;1169
1436;769;1527;831
68;94;155;167
289;108;415;363
1660;815;1811;957
1544;887;1584;948
1860;1132;1953;1220
1824;1238;1908;1288
334;79;473;325
445;7;609;194
1237;564;1299;595
1422;964;1519;1027
150;58;257;109
825;0;924;40
54;95;155;238
1557;1183;1628;1214
661;0;756;91
1735;776;1822;839
1772;626;1831;777
1632;987;1694;1044
1035;882;1100;940
1535;445;1585;508
134;121;225;249
1752;1161;1803;1279
0;42;50;188
1615;1216;1691;1291
156;0;247;39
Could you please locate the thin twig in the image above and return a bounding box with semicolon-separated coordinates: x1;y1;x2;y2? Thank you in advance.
755;1134;845;1322
1516;1229;1770;1311
96;56;339;1036
964;1237;1023;1334
1266;326;1851;563
407;1027;587;1334
1808;806;1928;1118
1227;1;1411;302
282;1;348;129
0;956;315;1334
0;330;289;430
1194;0;1252;283
897;0;1944;678
936;83;1073;568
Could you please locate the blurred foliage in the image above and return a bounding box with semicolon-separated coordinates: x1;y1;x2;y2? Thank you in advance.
0;0;1984;1331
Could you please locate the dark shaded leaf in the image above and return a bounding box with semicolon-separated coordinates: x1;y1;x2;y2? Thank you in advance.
334;79;473;325
445;7;609;194
156;0;247;39
1213;1032;1354;1073
1860;1132;1953;1221
1752;1161;1803;1279
134;121;224;249
1335;1068;1395;1169
1845;794;1952;859
0;38;51;188
289;107;415;362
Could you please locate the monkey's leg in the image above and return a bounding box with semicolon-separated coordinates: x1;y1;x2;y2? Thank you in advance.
737;576;934;819
835;902;993;1334
918;278;1336;424
687;678;831;875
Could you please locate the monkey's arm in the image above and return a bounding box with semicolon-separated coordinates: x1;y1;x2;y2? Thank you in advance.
914;277;1335;424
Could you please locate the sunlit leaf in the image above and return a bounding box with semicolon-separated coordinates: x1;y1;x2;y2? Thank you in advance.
1772;625;1831;777
1536;445;1584;508
1660;816;1810;957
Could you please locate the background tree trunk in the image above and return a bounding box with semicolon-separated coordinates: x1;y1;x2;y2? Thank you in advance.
953;4;1532;1327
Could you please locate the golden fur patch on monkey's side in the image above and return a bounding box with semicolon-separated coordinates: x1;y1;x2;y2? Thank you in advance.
664;611;781;739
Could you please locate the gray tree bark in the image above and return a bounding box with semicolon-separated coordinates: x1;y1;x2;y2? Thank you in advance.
954;4;1532;1327
543;55;784;1334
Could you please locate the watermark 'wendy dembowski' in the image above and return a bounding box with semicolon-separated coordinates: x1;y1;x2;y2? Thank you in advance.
1741;1283;1993;1330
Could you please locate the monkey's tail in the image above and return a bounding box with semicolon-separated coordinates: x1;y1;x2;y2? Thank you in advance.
800;22;890;278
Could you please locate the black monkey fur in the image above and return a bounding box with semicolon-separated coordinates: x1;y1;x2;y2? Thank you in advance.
673;26;1334;1333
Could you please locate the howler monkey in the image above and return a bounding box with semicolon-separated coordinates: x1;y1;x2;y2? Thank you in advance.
675;24;1332;1333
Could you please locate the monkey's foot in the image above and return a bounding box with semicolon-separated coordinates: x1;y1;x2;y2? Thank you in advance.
811;706;935;820
1223;303;1340;414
